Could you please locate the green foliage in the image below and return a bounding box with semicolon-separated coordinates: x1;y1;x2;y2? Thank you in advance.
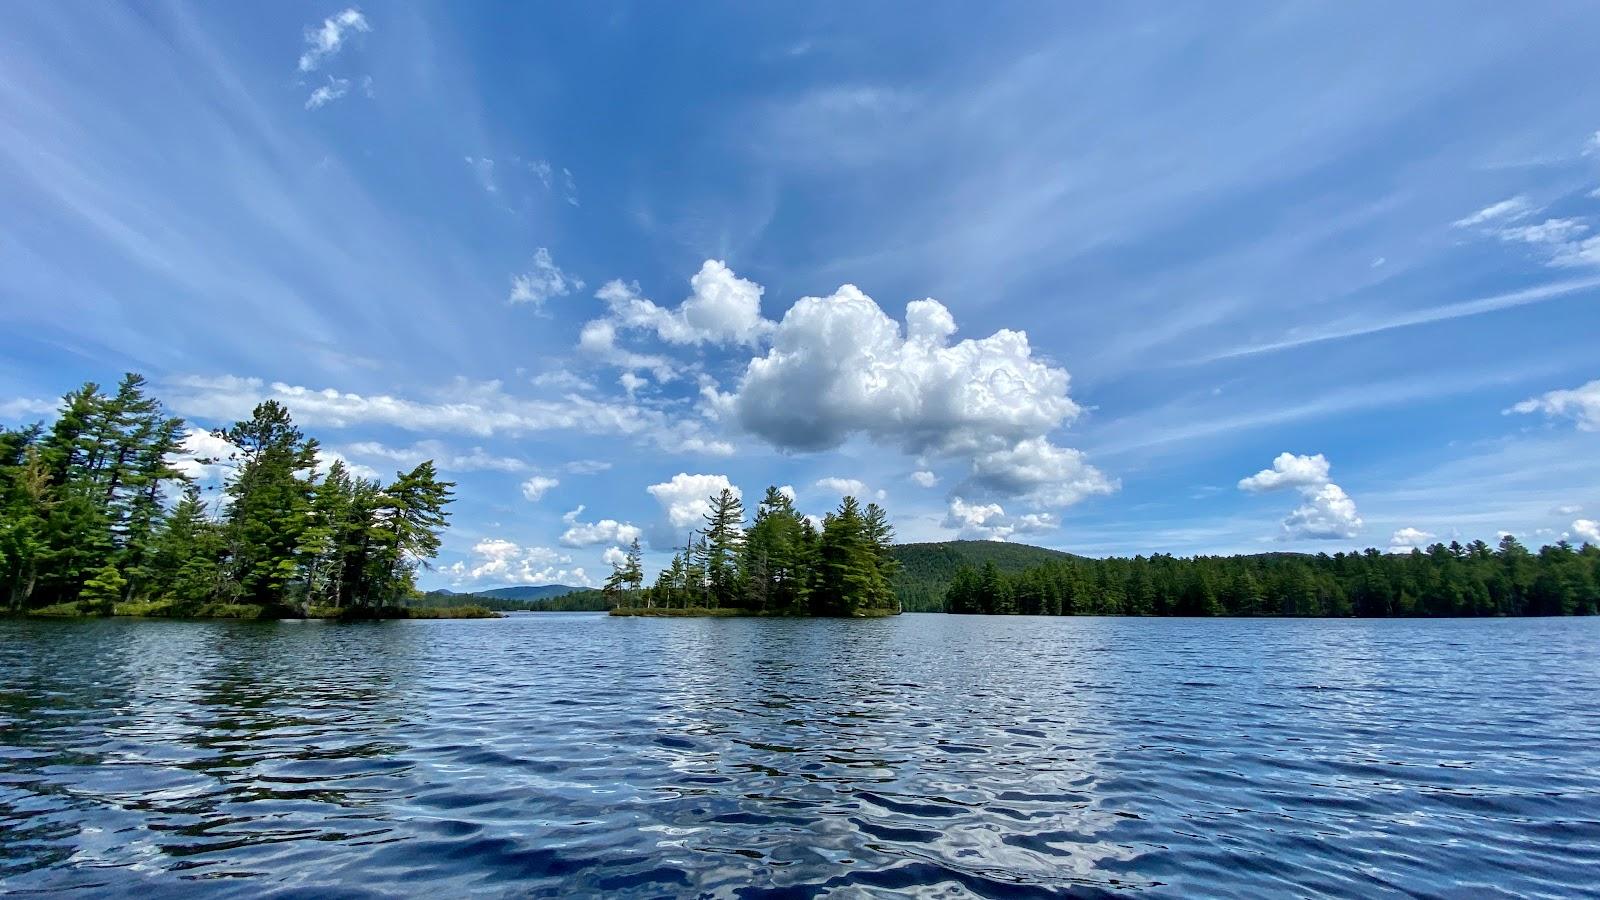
636;490;900;617
939;539;1600;618
891;541;1079;611
78;564;126;615
1;375;456;618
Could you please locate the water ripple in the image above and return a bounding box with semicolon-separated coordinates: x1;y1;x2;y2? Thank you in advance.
2;614;1599;897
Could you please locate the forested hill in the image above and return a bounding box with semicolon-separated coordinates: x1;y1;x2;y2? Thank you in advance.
414;585;594;611
891;541;1079;612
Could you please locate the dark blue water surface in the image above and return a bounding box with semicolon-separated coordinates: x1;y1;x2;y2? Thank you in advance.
2;613;1598;898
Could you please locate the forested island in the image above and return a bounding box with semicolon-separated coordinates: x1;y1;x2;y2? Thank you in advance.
601;487;902;617
0;375;471;619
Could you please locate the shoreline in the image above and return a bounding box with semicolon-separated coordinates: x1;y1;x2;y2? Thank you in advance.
10;603;501;622
609;606;901;618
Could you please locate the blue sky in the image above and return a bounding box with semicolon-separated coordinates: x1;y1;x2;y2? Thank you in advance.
3;2;1598;589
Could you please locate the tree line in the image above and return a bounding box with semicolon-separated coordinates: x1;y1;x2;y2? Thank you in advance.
604;487;901;616
1;375;454;617
943;537;1600;617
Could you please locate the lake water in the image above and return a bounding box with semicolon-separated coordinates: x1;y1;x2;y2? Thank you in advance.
2;613;1597;897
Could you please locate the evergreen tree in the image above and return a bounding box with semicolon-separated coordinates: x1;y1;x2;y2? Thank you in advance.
220;401;318;607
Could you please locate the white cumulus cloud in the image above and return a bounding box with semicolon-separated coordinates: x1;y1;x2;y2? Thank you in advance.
910;470;939;488
520;475;559;502
1238;452;1332;492
169;427;239;483
942;497;1059;542
815;476;880;499
725;282;1108;509
1239;452;1362;540
1388;527;1436;553
647;473;740;529
559;516;642;548
965;437;1117;507
446;539;592;587
1573;519;1600;546
591;260;770;348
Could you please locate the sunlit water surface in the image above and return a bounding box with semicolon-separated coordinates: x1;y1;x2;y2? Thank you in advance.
2;614;1598;897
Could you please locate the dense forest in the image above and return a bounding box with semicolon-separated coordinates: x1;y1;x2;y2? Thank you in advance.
0;375;455;618
891;541;1080;612
606;487;902;616
939;539;1600;617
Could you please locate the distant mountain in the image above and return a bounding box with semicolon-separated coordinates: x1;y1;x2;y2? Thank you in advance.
891;541;1080;612
411;584;593;612
473;584;586;601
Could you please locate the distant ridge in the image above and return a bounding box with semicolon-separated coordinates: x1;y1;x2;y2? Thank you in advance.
473;584;586;601
413;583;593;611
891;541;1079;612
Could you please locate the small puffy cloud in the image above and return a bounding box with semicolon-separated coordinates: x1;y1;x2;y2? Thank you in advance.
777;484;796;501
1452;196;1534;228
1239;451;1362;540
1572;519;1600;545
942;497;1058;542
601;546;628;568
592;260;770;348
0;397;55;421
520;475;559;502
647;473;741;529
910;470;938;488
559;516;642;548
298;8;369;72
446;538;593;587
169;428;239;482
815;476;873;498
1508;378;1600;430
1553;504;1583;516
1238;452;1332;492
509;248;583;313
1388;527;1436;553
305;77;351;110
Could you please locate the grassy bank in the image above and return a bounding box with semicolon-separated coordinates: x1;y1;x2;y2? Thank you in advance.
610;606;901;618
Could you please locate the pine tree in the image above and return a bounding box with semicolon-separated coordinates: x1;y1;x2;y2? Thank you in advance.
220;401;318;607
701;488;744;608
78;563;126;615
369;461;455;605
